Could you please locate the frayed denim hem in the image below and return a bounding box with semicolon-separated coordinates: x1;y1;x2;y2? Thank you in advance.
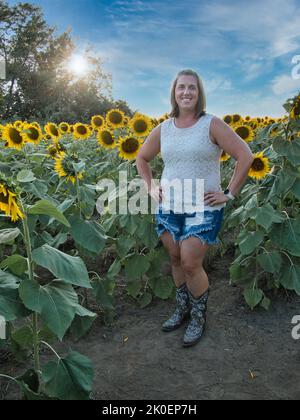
155;218;180;244
179;232;220;246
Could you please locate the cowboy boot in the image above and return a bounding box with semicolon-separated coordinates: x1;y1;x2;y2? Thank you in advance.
183;289;209;347
162;283;190;332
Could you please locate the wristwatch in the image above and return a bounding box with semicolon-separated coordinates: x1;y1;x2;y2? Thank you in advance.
223;189;235;200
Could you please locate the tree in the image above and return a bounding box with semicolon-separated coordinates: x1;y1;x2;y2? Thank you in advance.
0;1;132;122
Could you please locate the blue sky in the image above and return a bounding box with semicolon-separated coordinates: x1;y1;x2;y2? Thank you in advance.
6;0;300;117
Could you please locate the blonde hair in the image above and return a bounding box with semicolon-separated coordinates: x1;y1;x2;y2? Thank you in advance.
169;69;206;118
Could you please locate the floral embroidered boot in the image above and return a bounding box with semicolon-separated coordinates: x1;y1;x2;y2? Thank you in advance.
162;283;190;332
183;289;209;347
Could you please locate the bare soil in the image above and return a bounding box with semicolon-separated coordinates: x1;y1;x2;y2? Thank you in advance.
1;250;300;400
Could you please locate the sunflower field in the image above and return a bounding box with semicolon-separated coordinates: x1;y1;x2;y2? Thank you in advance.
0;93;300;399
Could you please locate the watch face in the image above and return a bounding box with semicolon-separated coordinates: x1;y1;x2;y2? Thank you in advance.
224;189;229;194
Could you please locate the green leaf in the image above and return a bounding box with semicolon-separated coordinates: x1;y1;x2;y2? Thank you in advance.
116;235;135;258
40;231;68;249
19;279;78;340
124;255;150;280
107;260;121;279
126;280;142;298
0;270;29;321
279;264;300;295
0;228;21;245
136;221;159;248
17;169;36;183
229;261;242;283
22;180;48;199
92;278;115;310
70;305;97;341
12;326;33;349
291;178;300;200
260;296;271;311
29;200;70;227
269;217;300;256
244;289;264;310
238;231;264;255
16;369;40;399
138;292;152;308
0;255;28;276
257;251;283;274
149;276;174;299
32;244;91;288
70;219;107;254
252;204;285;231
79;186;95;218
42;350;94;400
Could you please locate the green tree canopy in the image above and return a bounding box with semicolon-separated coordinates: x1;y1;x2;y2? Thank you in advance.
0;0;132;122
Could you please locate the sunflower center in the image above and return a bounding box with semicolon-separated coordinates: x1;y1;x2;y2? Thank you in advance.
293;101;300;117
109;112;123;124
233;114;241;123
236;126;250;139
0;192;9;204
9;127;23;144
28;127;39;141
77;125;87;135
122;138;139;153
252;158;265;171
134;120;148;133
60;124;68;132
50;125;59;137
224;115;232;124
102;131;114;145
61;158;76;176
93;117;103;127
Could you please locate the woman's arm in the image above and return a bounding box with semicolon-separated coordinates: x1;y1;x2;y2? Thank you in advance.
205;117;254;206
136;124;162;202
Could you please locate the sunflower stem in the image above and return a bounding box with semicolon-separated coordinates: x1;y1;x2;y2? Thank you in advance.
20;201;40;376
75;174;82;219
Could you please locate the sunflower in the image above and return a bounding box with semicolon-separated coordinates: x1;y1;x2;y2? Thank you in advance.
45;123;61;141
220;150;230;162
73;123;91;140
54;152;84;184
59;122;70;135
118;136;142;160
234;125;254;143
91;115;105;130
223;115;232;125
13;120;24;129
248;152;270;180
232;114;242;124
48;143;65;159
22;123;43;145
0;124;4;139
2;124;26;150
0;181;24;222
129;113;153;138
97;128;116;149
43;133;52;142
106;109;126;129
290;98;300;120
269;125;279;137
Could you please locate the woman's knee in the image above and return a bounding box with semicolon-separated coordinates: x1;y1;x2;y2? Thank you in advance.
181;258;202;275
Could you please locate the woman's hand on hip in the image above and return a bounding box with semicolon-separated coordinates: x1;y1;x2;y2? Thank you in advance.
204;191;229;206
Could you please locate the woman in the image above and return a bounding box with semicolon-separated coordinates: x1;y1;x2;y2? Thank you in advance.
136;69;253;347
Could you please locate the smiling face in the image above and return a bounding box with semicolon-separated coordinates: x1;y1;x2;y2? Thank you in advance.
175;75;199;114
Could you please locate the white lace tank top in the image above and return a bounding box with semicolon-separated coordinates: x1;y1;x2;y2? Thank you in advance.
159;113;226;213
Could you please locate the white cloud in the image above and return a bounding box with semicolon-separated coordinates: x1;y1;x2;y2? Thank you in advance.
271;74;300;95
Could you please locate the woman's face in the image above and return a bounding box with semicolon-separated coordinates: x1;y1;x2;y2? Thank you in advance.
175;75;199;113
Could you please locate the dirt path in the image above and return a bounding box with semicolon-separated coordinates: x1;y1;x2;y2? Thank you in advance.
1;253;300;400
